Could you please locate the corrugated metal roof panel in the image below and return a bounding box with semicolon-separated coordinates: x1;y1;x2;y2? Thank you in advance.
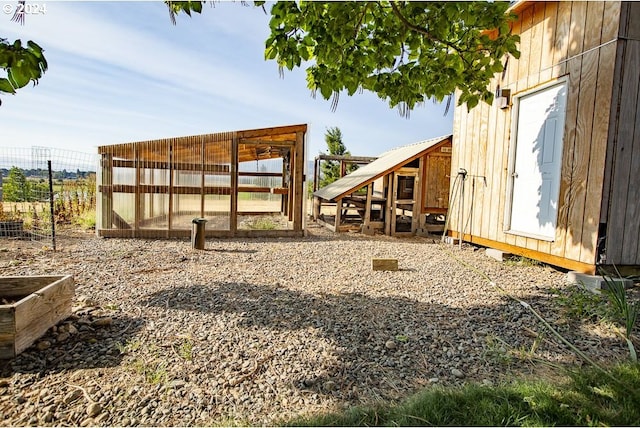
313;135;452;201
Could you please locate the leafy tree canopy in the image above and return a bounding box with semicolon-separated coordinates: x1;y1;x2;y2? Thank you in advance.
0;38;47;105
263;1;520;113
3;166;31;202
1;1;520;114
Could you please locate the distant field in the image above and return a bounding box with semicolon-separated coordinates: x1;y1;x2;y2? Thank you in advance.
1;201;50;213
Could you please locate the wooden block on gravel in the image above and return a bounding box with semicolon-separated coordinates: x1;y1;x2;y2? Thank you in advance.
372;258;398;271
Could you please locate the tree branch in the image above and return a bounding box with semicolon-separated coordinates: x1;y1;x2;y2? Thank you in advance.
353;3;370;40
388;1;470;65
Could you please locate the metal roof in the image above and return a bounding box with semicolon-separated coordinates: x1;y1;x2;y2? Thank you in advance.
313;135;452;201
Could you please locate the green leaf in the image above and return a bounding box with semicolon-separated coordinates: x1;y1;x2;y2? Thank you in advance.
466;96;479;110
298;45;311;61
265;46;277;60
190;1;202;13
0;78;16;94
319;84;332;100
8;66;31;89
627;338;637;363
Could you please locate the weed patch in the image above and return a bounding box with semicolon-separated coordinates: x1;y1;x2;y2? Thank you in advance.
247;217;278;230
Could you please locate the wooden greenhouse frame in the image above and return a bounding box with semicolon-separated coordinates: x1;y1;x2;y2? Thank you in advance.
97;124;307;238
448;1;640;273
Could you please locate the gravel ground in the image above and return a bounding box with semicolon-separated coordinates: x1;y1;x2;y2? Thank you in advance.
0;224;631;426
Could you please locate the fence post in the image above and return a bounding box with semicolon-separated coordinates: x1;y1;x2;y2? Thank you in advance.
48;160;56;251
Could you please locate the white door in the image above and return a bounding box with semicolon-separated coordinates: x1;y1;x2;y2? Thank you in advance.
509;81;567;240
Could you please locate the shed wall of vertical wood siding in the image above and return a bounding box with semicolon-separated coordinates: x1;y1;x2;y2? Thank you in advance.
450;1;621;270
602;2;640;265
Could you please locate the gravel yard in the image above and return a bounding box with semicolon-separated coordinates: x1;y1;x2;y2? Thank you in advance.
0;225;630;426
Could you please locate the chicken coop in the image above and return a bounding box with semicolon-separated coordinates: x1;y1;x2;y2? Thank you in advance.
96;124;307;238
313;135;452;236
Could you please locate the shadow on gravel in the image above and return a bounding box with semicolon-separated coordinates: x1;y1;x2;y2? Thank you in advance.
0;315;145;376
143;282;628;402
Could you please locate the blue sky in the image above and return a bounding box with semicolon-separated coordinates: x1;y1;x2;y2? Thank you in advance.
0;1;453;158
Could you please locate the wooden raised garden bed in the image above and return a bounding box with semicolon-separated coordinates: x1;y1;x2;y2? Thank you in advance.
0;275;75;359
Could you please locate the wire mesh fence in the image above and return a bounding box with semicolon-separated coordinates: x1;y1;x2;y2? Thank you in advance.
0;147;98;249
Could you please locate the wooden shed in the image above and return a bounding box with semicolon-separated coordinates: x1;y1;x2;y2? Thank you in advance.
97;124;307;238
448;1;640;273
313;135;452;236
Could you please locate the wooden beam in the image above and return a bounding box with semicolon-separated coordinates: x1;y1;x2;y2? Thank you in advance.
98;228;304;239
236;124;307;139
384;175;392;236
313;157;320;192
337;223;362;233
167;143;174;236
313;196;321;220
270;187;289;195
415;157;425;230
362;184;375;235
449;231;596;274
147;157;155;222
363;183;373;229
134;146;141;230
200;138;205;217
391;173;399;236
99;184;264;195
293;131;305;232
230;134;239;233
238;172;283;178
99;185;288;195
111;159;230;173
335;198;343;232
100;154;113;230
316;216;337;232
236;211;282;216
111;211;132;230
315;154;378;163
233;229;304;238
281;159;288;216
238;138;295;146
287;154;294;221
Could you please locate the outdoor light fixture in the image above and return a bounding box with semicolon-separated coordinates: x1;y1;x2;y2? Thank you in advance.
495;87;511;109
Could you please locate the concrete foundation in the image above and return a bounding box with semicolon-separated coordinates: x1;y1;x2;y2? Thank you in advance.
566;271;634;294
